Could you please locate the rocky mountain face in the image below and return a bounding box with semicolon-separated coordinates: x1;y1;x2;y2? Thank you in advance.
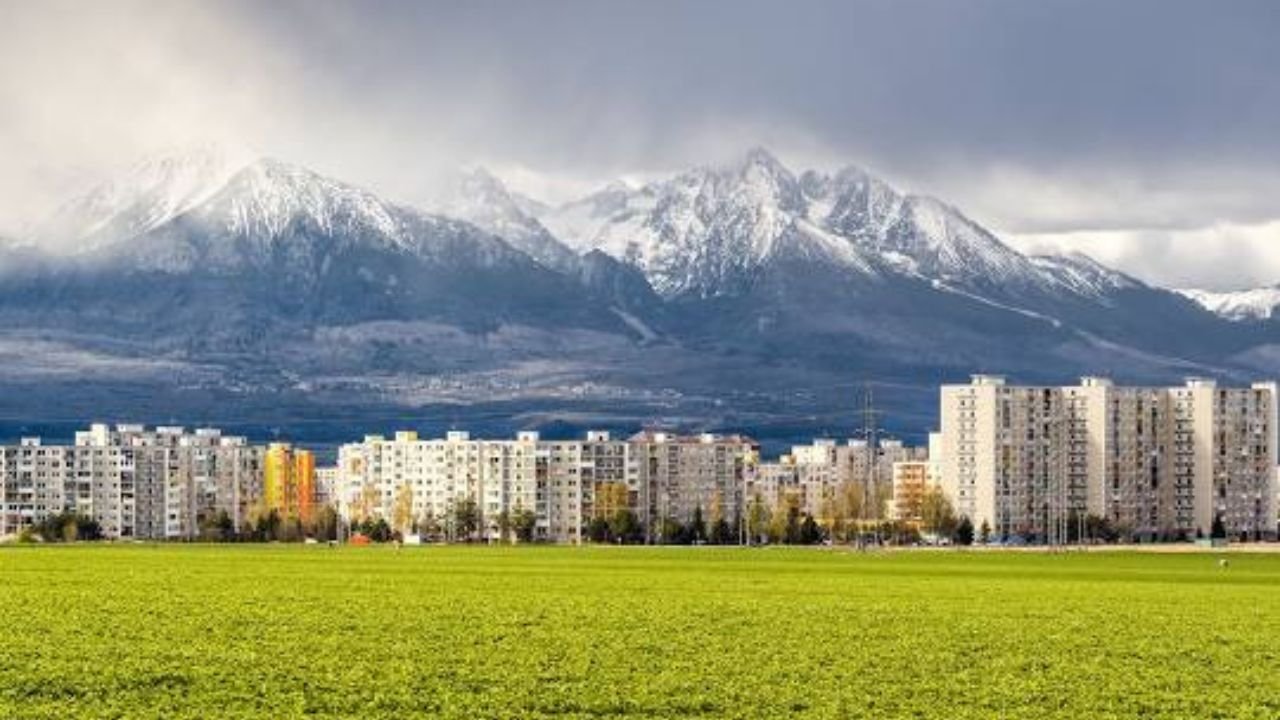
0;147;1273;447
532;148;1252;365
538;148;1054;300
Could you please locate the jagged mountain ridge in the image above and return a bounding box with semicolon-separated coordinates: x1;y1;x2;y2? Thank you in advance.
533;147;1099;304
0;146;1272;444
513;148;1249;364
2;156;654;353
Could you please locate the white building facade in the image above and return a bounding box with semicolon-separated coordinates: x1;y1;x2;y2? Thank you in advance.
334;430;756;544
0;424;264;540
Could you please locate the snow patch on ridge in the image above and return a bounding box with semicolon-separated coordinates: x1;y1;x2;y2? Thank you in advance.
1177;286;1280;321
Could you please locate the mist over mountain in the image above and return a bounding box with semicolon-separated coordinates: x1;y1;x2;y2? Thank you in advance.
1;146;1274;449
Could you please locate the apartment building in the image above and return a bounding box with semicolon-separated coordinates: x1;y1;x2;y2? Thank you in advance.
314;466;338;507
627;431;757;542
747;438;926;521
334;429;755;544
891;460;942;525
939;376;1279;542
264;443;318;523
0;424;265;540
336;430;597;543
745;456;800;510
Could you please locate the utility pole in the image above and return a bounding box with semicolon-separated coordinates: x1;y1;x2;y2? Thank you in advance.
854;383;883;549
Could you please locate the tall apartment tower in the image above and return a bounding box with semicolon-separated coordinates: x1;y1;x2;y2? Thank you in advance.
939;376;1278;542
1175;379;1277;537
940;375;1067;539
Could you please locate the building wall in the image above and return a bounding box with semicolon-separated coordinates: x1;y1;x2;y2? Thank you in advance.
334;430;757;544
891;461;940;525
628;432;755;541
1;425;265;540
937;376;1280;542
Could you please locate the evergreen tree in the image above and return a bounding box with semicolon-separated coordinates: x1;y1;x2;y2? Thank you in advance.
1211;514;1227;540
369;517;393;543
609;509;642;544
799;514;823;544
453;497;480;542
660;517;687;545
512;508;537;543
586;517;611;543
311;506;340;542
709;518;733;545
417;511;443;542
690;505;707;544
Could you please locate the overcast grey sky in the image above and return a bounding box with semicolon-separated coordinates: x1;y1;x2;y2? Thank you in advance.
2;0;1278;289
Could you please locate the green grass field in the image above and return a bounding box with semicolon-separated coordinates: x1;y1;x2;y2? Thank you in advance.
2;546;1279;719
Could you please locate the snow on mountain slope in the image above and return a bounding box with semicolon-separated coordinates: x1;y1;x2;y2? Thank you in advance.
436;168;579;271
217;159;411;244
538;148;881;297
103;158;526;274
888;196;1043;288
33;143;255;254
535;147;1069;300
1177;286;1280;321
539;180;653;254
1031;252;1142;301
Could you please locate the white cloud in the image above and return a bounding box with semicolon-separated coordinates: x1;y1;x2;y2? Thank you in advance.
1006;220;1280;291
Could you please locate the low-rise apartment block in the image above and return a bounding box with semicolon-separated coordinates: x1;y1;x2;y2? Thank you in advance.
747;438;927;522
334;429;756;544
1;424;265;540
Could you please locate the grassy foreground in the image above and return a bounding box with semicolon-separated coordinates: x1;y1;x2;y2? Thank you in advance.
2;546;1279;719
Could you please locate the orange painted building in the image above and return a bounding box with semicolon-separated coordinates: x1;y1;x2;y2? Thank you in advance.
264;443;317;522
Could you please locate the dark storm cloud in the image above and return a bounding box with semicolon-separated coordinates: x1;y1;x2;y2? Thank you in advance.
238;0;1280;184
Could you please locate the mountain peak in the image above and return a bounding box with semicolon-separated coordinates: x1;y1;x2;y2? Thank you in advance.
740;145;785;168
438;166;580;271
198;156;418;246
33;143;258;254
724;146;794;186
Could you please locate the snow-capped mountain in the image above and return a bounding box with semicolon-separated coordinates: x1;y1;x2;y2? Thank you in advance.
3;154;644;352
538;180;653;256
534;147;1081;301
799;166;1044;293
33;143;255;255
1177;286;1280;321
435;168;579;271
537;148;867;297
0;145;1272;445
102;158;530;274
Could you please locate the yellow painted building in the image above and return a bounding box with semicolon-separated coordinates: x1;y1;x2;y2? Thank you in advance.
264;443;317;521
